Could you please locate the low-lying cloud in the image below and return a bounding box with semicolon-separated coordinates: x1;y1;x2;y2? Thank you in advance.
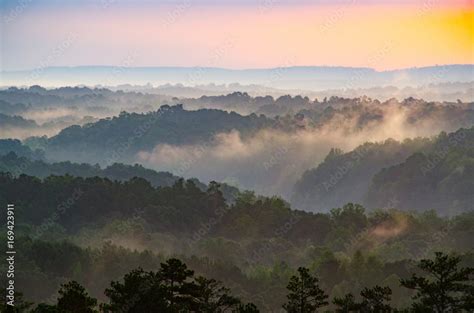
137;102;464;199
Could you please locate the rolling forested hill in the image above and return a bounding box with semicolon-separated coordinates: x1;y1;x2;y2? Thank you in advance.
367;129;474;214
293;127;474;214
0;172;472;310
45;104;276;164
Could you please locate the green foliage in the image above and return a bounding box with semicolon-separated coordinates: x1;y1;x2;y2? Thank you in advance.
56;281;98;313
401;252;474;312
191;276;241;312
333;293;359;312
333;285;392;312
31;304;60;313
45;104;274;164
0;172;473;311
359;286;392;312
0;152;179;188
292;136;432;211
367;128;474;215
294;127;474;214
235;303;260;313
101;258;256;313
101;268;171;313
2;254;474;312
283;267;328;312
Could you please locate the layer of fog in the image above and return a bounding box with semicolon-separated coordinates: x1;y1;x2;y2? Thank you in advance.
0;108;101;139
137;103;464;201
153;82;474;107
0;104;139;140
0;127;60;140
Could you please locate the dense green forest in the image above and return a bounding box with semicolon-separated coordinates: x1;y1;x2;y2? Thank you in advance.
39;102;474;166
293;127;474;214
2;86;473;118
1;246;472;312
3;88;473;168
0;114;38;129
367;148;474;215
1;0;474;303
0;86;169;115
45;105;275;164
0;152;240;202
0;140;45;161
4;126;474;215
0;152;178;188
0;172;473;311
1;88;473;312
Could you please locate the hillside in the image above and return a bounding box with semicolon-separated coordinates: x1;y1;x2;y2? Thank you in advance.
291;138;432;211
292;127;474;214
0;172;472;310
366;129;474;215
45;104;275;164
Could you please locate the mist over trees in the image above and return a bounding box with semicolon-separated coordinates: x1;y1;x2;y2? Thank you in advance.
293;127;474;214
0;84;473;312
3;86;474;203
2;253;472;312
0;169;473;310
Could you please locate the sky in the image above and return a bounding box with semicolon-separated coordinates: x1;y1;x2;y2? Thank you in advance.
1;0;473;71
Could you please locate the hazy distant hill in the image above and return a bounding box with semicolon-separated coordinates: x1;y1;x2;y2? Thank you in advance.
25;99;474;199
366;128;474;215
0;139;45;160
292;127;474;214
2;64;472;90
0;86;171;114
45;104;276;164
0;113;38;128
3;90;474;202
2;86;473;125
0;152;178;187
291;138;431;211
0;151;241;202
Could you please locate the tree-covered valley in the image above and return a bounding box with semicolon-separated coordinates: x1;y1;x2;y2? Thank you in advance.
2;0;474;310
0;86;473;312
0;172;473;311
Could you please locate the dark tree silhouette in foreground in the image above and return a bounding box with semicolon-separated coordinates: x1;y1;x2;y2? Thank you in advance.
101;268;169;313
283;267;328;313
12;253;474;313
25;282;97;313
190;276;241;312
30;304;60;313
359;286;392;312
235;303;260;313
333;293;359;312
333;285;392;312
401;252;473;313
57;281;98;313
101;258;258;313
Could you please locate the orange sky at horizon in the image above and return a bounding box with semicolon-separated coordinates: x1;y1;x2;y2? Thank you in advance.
2;2;473;70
